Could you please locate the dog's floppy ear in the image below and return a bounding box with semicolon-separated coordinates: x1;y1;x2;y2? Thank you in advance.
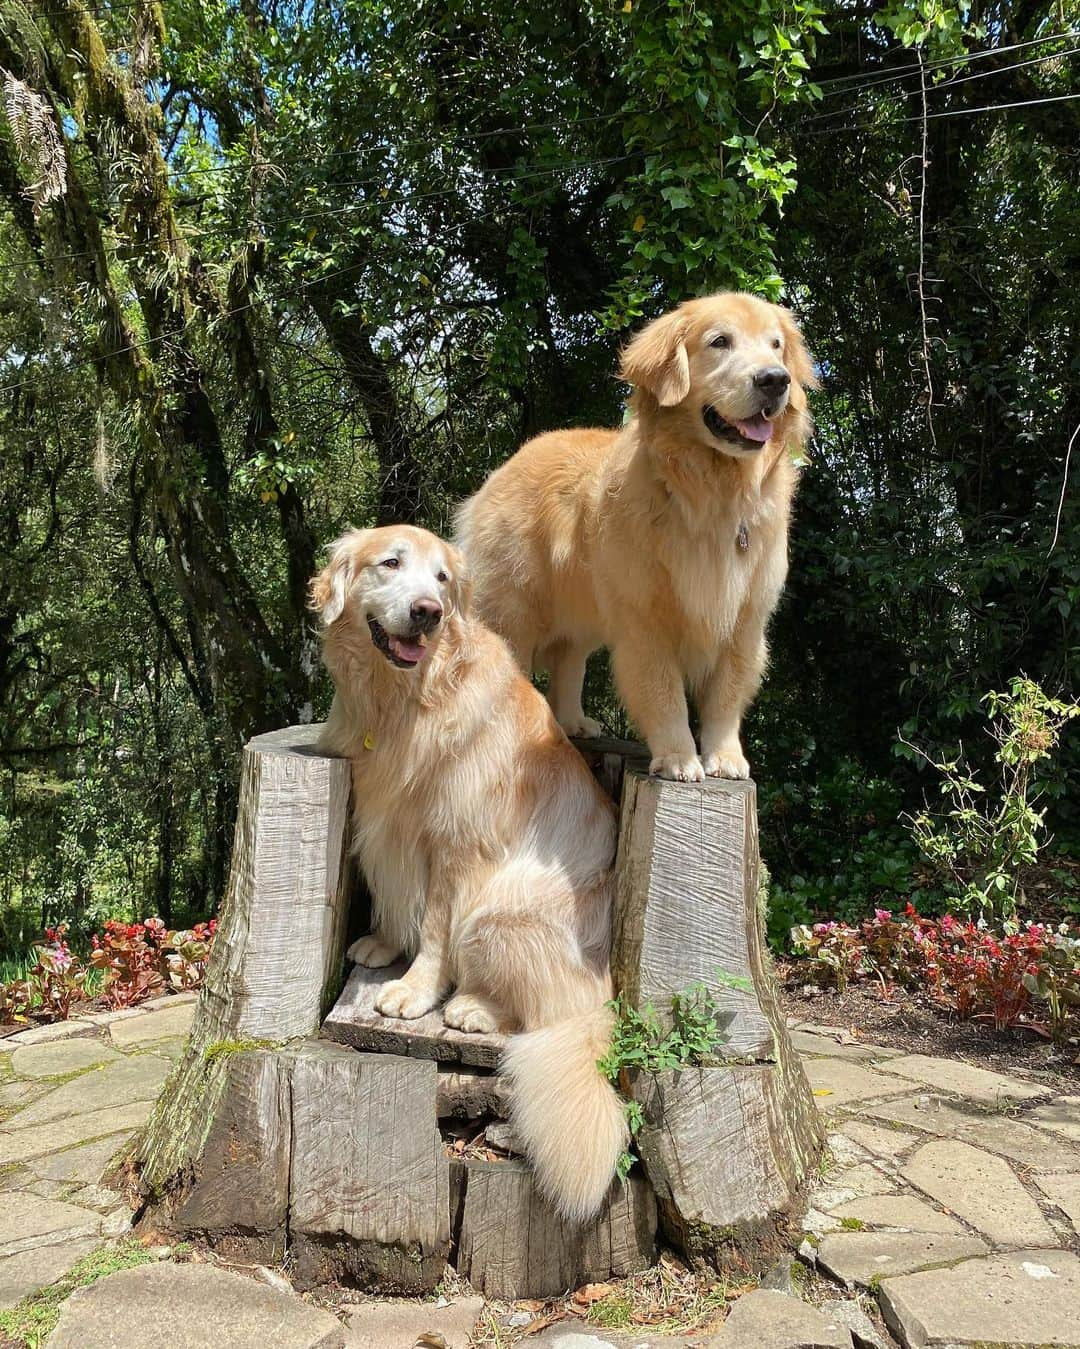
619;310;691;407
309;530;368;625
775;305;818;392
446;542;473;618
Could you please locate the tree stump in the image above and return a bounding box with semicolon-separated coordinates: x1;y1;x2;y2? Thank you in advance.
133;726;821;1296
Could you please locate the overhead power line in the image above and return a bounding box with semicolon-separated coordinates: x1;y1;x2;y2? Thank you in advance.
806;89;1080;137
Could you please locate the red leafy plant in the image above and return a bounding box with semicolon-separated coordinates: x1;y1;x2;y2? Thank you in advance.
90;918;216;1009
792;905;1079;1043
0;926;88;1025
1;916;216;1024
29;925;88;1022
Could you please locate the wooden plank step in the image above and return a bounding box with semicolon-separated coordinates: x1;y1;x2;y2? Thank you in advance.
321;963;506;1067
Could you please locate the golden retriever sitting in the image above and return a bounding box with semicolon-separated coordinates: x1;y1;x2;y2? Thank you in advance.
456;292;815;782
310;524;627;1221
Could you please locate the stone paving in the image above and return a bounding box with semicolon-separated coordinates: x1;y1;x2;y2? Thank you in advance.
0;1002;1077;1347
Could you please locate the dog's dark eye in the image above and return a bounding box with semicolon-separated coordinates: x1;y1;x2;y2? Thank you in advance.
710;334;730;349
771;338;782;349
380;557;400;569
436;570;448;583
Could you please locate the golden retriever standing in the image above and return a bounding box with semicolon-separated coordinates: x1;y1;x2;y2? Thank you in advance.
456;292;815;781
310;525;627;1221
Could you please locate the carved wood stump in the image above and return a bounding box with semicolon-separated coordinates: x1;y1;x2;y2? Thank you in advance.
134;725;821;1296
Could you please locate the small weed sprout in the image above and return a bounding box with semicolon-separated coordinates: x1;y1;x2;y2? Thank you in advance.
599;974;736;1180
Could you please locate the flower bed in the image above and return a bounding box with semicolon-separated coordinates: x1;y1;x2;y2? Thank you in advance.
1;917;216;1026
791;905;1079;1044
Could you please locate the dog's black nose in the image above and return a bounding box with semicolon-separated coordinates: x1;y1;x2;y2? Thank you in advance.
410;598;443;630
753;366;791;394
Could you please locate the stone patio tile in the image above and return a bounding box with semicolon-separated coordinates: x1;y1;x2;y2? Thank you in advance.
0;1079;40;1112
70;1183;125;1213
825;1131;872;1167
3;1021;96;1046
796;1022;883;1042
1036;1173;1080;1230
152;1038;186;1061
803;1058;913;1110
716;1289;851;1347
0;1191;102;1256
791;1031;902;1063
830;1195;967;1236
901;1139;1057;1247
878;1249;1080;1348
815;1163;899;1213
0;1165;33;1192
0;1236;99;1310
141;991;198;1012
23;1178;75;1201
862;1095;1080;1172
1029;1095;1080;1144
11;1038;121;1080
816;1231;988;1290
107;1001;194;1048
530;1332;704;1348
5;1054;170;1130
344;1294;484;1348
0;1101;152;1165
840;1120;920;1159
827;1299;889;1349
28;1134;131;1185
47;1262;345;1348
78;1007;144;1028
876;1054;1043;1105
803;1205;844;1237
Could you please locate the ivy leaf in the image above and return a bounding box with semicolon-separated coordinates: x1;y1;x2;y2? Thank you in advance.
660;186;693;210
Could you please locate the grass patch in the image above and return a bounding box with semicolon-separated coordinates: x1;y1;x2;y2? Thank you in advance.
588;1292;635;1328
839;1216;866;1231
202;1038;274;1067
0;1238;156;1347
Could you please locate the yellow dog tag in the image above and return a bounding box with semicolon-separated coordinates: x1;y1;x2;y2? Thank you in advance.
363;731;375;751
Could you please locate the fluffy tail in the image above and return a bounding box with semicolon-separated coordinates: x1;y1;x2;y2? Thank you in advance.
500;1005;628;1223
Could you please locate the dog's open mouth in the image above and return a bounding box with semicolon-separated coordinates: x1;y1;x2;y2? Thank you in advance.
703;405;775;451
367;616;428;669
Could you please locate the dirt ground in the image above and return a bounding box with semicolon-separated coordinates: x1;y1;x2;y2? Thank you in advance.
780;964;1080;1087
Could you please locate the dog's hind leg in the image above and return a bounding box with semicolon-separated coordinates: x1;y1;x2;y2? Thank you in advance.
457;905;608;1031
346;933;401;967
541;639;602;739
443;990;516;1035
460;900;626;1221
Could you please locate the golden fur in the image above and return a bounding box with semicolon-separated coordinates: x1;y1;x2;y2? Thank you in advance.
456;292;816;781
311;524;627;1221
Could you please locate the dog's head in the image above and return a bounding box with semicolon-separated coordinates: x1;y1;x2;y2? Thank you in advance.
619;292;817;459
309;524;471;672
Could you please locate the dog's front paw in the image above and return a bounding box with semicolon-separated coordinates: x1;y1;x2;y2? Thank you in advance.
443;993;504;1034
375;979;437;1020
560;714;603;739
702;749;750;780
649;752;706;782
347;934;400;968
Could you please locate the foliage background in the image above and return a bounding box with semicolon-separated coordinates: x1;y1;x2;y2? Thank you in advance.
1;0;1078;962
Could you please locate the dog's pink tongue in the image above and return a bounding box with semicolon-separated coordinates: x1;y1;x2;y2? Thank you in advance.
735;414;774;443
389;635;426;663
